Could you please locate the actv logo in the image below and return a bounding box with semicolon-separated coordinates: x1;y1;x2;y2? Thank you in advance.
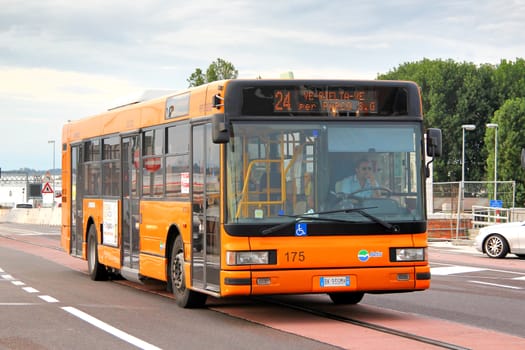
357;250;383;262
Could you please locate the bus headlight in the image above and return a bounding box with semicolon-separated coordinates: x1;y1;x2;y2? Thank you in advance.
226;251;275;265
392;248;426;262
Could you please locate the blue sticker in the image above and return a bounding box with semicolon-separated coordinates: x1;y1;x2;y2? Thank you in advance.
295;223;307;236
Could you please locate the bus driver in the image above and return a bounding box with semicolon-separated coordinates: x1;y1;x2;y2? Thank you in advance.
339;158;381;198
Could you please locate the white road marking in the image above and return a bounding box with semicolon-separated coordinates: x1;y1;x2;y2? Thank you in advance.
1;274;15;280
22;287;39;293
430;265;485;275
469;280;522;290
11;280;25;286
39;295;59;303
62;306;162;350
514;276;525;281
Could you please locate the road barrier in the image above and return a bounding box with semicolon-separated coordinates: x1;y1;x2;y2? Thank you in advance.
0;208;61;226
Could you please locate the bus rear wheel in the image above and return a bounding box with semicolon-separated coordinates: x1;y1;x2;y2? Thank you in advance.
170;236;207;308
87;225;108;281
328;292;364;305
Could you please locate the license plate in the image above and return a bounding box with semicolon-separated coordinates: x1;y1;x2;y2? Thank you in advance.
320;276;350;287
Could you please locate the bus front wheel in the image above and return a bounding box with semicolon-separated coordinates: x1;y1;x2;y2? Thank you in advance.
87;225;108;281
170;236;207;308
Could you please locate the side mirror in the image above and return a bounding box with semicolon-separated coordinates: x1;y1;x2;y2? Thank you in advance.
426;128;442;157
425;128;442;178
212;114;229;144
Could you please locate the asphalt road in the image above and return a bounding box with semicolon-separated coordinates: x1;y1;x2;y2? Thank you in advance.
1;223;524;349
368;243;525;337
0;241;337;350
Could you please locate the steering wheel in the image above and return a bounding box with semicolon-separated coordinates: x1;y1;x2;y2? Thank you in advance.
326;187;392;210
345;186;392;199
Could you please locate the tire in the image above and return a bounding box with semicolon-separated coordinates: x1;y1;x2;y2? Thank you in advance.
169;236;207;308
87;225;108;281
328;292;364;305
483;234;509;259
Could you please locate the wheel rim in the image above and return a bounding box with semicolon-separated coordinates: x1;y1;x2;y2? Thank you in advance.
172;252;185;291
486;236;502;257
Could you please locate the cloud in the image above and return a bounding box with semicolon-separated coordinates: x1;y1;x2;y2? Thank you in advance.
0;0;524;169
0;67;142;114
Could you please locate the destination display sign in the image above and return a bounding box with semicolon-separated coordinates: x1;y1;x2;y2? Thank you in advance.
273;88;377;114
241;85;408;117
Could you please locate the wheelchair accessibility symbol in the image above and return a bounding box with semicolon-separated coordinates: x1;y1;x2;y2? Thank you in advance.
295;223;307;236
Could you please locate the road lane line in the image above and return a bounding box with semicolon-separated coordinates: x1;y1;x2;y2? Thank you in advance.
514;276;525;281
430;265;485;275
61;306;162;350
39;295;59;303
22;286;39;293
11;280;25;286
1;274;15;280
469;280;522;290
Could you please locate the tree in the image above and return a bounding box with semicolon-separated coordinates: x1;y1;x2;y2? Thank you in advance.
485;98;525;206
186;68;206;88
378;59;501;183
187;58;238;87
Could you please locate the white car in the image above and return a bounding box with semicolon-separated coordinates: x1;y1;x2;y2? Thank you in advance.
474;221;525;258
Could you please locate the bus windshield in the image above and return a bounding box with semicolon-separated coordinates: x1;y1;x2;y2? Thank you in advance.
226;121;423;225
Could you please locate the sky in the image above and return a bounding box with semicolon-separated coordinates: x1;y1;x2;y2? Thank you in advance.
1;0;524;171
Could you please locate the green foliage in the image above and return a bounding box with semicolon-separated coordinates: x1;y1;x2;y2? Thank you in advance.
379;58;525;204
186;68;206;88
187;58;238;87
485;98;525;205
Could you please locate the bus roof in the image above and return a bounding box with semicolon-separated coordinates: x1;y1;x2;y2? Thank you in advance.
62;79;422;144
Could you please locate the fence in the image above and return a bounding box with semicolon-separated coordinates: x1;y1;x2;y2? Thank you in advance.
429;181;516;240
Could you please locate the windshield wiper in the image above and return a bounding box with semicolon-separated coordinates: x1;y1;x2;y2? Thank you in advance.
261;213;356;235
344;208;398;232
261;207;398;235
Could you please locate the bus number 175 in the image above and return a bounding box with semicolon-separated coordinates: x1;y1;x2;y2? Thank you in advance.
284;251;305;262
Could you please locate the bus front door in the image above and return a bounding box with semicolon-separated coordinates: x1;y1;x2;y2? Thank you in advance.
191;124;221;292
121;135;140;273
70;144;83;257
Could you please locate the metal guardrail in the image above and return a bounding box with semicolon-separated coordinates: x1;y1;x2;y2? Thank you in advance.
471;205;510;227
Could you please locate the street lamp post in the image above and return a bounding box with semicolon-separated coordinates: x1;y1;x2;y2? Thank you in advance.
457;124;476;239
48;140;55;171
461;125;476;186
486;123;498;201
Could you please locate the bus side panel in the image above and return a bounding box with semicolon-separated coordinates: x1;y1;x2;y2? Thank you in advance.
140;254;167;281
140;201;193;255
139;200;192;279
98;245;121;269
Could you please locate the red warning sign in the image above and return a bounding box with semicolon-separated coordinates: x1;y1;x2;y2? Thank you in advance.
42;182;54;194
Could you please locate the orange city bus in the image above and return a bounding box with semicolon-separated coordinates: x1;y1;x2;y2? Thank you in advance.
61;79;442;308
